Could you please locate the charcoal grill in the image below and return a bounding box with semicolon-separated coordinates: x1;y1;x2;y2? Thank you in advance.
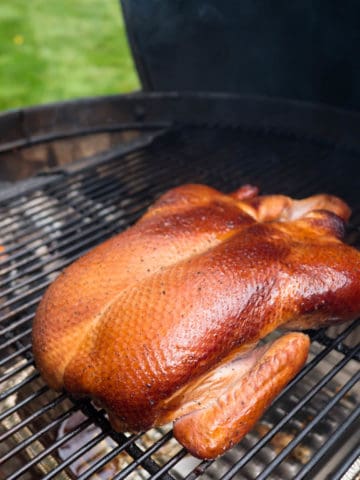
0;93;359;480
1;2;360;479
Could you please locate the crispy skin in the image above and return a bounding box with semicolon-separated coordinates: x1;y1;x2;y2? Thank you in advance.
173;333;310;459
32;184;360;458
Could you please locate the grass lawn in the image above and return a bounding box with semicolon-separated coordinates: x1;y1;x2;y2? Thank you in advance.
0;0;140;111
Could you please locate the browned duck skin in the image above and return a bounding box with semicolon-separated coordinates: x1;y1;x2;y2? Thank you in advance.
32;184;360;458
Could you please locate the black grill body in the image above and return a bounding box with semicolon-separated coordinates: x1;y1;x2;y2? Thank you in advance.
0;93;359;479
121;0;360;111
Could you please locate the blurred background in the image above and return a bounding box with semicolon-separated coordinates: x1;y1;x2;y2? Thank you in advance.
0;0;139;111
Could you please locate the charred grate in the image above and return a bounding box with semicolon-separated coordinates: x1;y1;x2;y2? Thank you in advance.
0;125;359;480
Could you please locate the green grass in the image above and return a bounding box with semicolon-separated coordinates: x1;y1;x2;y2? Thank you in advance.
0;0;140;111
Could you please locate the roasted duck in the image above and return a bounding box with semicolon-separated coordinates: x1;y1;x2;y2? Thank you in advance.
32;184;360;458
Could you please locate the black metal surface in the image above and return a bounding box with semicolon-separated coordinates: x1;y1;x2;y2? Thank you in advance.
0;97;359;479
2;93;360;155
121;1;360;111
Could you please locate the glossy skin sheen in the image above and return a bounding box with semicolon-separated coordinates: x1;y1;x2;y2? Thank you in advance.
32;184;360;459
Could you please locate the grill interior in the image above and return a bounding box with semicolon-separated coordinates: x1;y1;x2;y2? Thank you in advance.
1;105;359;480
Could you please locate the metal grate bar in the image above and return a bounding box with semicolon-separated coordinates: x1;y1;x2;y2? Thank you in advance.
0;156;141;241
0;370;39;401
0;357;34;385
74;434;142;480
0;155;205;286
184;460;213;480
78;401;175;480
0;314;34;335
0;161;245;318
0;127;164;211
0;308;37;331
1;403;79;464
0;203;133;296
0;147;147;222
41;430;108;480
0;331;33;355
0;184;129;272
0;163;139;242
3;219;117;286
329;444;360;480
294;410;360;480
0;385;48;422
150;449;189;480
0;143;181;244
0;129;260;245
255;370;360;480
217;342;360;480
0;343;31;368
0;393;65;442
313;331;359;359
0;154;122;217
0;360;34;383
0;344;31;373
1;279;53;312
184;321;359;480
4;409;95;480
1;125;359;480
112;431;175;480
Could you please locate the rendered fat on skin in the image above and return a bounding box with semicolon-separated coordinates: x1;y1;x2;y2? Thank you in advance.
32;184;360;459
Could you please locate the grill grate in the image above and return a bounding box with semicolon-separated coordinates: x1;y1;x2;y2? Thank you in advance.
0;124;359;480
